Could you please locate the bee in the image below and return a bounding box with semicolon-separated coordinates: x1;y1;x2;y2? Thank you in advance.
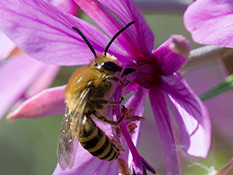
57;21;135;170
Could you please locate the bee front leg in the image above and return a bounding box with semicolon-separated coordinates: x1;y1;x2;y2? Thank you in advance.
108;96;124;105
91;97;124;107
96;106;125;127
96;115;125;127
96;105;126;127
108;76;130;87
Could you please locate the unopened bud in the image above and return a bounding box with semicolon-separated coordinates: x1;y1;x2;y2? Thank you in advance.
170;35;190;58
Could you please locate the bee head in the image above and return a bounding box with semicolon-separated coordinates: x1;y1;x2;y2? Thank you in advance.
93;54;122;73
101;61;122;72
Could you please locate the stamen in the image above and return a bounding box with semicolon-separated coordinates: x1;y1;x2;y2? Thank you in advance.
118;158;129;175
115;127;122;138
127;123;138;134
121;106;145;121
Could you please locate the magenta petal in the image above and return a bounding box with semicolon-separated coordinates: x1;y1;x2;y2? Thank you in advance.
124;87;148;146
149;86;180;175
153;35;189;75
123;88;155;174
0;0;125;65
98;0;154;57
0;56;46;119
184;0;233;47
123;88;148;160
113;85;155;174
0;31;15;60
160;73;211;158
48;0;78;15
75;0;151;58
74;0;121;38
53;121;118;175
53;147;118;175
7;85;66;119
25;65;59;98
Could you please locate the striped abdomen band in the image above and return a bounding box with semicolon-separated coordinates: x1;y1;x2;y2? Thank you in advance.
79;127;119;161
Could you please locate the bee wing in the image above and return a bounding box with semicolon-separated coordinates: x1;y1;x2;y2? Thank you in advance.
57;87;91;170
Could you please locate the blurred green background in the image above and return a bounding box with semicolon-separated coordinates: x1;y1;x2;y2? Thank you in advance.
1;2;232;175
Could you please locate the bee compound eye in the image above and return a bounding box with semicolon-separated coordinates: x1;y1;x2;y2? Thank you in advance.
102;61;122;72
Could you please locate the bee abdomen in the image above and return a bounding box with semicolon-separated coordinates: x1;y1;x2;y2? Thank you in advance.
79;126;119;161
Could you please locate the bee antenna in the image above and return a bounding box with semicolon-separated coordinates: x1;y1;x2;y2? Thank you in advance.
72;27;97;58
104;21;135;57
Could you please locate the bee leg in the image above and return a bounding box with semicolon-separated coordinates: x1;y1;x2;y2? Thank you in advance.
108;76;130;87
96;105;125;127
108;97;124;105
119;80;130;87
97;115;125;127
92;97;124;106
97;105;126;127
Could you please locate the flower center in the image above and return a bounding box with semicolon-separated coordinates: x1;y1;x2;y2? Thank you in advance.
122;57;161;89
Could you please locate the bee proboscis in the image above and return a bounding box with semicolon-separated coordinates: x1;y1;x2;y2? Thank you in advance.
57;21;135;170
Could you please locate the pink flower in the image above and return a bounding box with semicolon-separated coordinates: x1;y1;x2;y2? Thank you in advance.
48;0;79;15
184;0;233;47
0;0;79;119
0;50;59;119
0;31;15;61
184;55;233;160
0;0;211;174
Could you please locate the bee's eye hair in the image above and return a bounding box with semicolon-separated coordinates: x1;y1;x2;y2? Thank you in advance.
102;62;122;72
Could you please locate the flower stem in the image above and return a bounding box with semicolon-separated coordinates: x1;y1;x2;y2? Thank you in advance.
181;46;233;71
135;0;191;14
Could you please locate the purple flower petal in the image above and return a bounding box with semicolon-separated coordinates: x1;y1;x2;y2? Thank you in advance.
53;145;118;175
149;86;180;175
184;0;233;47
53;118;118;175
121;87;155;174
74;0;153;59
160;73;211;158
0;56;46;119
48;0;78;15
123;87;147;159
98;0;154;57
7;85;66;119
25;65;59;98
0;0;127;65
0;31;15;60
184;63;233;147
153;35;189;76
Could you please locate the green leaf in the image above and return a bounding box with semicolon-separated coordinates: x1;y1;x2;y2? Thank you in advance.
200;74;233;101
